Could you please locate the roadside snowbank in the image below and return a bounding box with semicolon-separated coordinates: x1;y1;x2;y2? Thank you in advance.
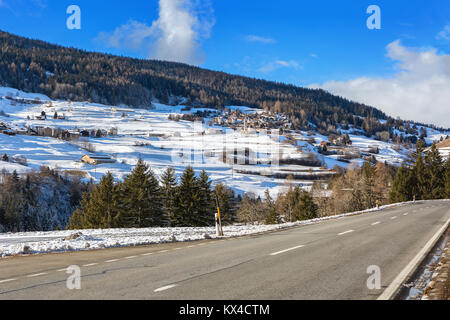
0;200;446;258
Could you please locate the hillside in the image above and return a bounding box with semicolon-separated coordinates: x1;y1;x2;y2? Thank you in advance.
0;30;398;135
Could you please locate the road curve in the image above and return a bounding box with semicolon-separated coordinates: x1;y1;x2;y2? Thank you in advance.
0;200;449;300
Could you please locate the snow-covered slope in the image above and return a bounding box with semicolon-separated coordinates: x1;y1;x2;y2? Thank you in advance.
0;87;447;198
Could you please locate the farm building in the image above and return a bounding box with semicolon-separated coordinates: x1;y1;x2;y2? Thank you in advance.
82;154;116;165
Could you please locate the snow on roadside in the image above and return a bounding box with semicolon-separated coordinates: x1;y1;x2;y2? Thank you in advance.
2;200;445;258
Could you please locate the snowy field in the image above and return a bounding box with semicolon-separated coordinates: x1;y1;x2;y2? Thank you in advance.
0;87;448;198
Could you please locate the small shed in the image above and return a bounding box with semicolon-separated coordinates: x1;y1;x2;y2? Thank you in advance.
82;154;116;165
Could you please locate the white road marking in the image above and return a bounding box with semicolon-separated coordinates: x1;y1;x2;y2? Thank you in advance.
158;250;169;253
105;259;119;263
0;279;16;284
27;273;48;278
56;268;68;272
338;230;354;236
270;245;305;256
403;213;409;216
378;217;450;300
391;216;397;220
187;245;195;248
83;263;99;267
371;221;381;226
125;256;137;259
173;248;182;251
154;284;178;292
141;253;153;256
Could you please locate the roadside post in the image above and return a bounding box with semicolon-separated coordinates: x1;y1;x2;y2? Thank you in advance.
215;192;224;237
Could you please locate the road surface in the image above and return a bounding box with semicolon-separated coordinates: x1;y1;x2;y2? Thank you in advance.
0;200;449;300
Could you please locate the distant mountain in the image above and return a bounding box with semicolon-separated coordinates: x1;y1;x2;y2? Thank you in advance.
0;30;443;141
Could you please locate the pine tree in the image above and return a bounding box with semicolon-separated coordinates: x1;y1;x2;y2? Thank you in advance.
172;166;200;227
72;172;120;229
293;189;318;221
445;158;450;198
264;189;280;225
214;183;236;224
120;158;166;227
389;163;414;203
413;141;427;199
196;170;215;226
161;167;177;226
423;144;444;199
361;161;377;208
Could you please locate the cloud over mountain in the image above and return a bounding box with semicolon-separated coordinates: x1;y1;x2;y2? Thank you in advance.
310;40;450;128
96;0;215;65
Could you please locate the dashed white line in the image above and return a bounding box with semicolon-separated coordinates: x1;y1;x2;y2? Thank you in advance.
187;245;195;248
27;273;48;278
105;259;119;263
371;221;381;226
391;216;397;220
56;268;68;272
403;213;409;216
0;279;16;284
338;230;354;236
83;263;99;267
270;245;305;256
173;248;182;251
125;256;137;259
154;284;178;292
158;250;169;253
141;253;154;256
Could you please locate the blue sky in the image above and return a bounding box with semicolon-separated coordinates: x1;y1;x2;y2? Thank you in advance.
0;0;449;126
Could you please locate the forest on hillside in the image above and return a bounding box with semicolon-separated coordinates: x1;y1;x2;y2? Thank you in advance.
1;30;425;138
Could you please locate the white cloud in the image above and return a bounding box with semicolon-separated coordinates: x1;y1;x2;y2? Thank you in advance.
96;0;215;65
309;40;450;128
258;60;302;73
437;24;450;42
245;35;276;44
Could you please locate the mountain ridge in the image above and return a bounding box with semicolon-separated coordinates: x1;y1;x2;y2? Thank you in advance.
0;30;447;140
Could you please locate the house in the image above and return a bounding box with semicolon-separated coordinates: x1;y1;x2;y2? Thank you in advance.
427;137;450;159
82;154;116;165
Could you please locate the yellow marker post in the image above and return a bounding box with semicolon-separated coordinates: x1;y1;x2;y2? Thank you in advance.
215;192;224;237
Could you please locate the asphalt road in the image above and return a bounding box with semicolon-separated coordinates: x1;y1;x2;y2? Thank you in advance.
0;200;449;300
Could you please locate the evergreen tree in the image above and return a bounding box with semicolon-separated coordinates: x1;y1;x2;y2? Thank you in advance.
160;167;177;226
214;183;236;224
445;158;450;198
361;161;377;208
413;142;427;199
71;172;120;229
293;189;318;221
196;170;215;226
422;144;444;199
264;189;280;224
172;166;200;226
120;158;166;227
389;163;414;203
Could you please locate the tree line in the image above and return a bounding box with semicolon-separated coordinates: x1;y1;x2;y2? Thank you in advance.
389;142;450;202
68;159;238;229
312;142;450;217
0;167;88;232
